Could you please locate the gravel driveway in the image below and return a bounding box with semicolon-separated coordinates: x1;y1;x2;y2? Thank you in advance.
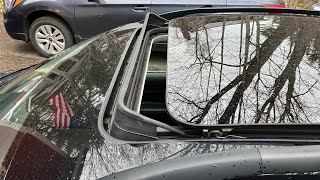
0;15;44;75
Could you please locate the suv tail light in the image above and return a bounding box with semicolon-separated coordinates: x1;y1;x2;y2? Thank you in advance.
262;4;286;8
262;4;285;14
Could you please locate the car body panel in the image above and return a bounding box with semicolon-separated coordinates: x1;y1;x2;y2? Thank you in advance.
150;0;227;14
74;0;151;39
101;145;320;180
3;0;79;42
227;0;262;6
3;0;285;42
2;8;27;41
0;24;138;179
0;122;289;179
226;0;283;6
2;9;320;180
0;21;287;179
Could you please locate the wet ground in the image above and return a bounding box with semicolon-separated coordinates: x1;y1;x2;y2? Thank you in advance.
0;15;44;75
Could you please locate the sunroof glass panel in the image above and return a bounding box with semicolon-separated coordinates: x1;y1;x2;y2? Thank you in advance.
167;15;320;125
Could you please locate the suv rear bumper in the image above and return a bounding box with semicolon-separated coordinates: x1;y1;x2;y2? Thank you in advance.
3;8;28;42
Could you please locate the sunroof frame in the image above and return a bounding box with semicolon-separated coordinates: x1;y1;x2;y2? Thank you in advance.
98;9;320;143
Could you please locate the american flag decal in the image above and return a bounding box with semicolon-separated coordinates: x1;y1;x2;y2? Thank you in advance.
49;93;79;128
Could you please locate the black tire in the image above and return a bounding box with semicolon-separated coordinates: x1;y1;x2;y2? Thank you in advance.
29;16;74;58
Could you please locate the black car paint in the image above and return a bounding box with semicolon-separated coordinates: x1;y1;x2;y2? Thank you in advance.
0;24;137;179
2;8;320;179
101;145;320;180
0;21;289;179
2;7;26;41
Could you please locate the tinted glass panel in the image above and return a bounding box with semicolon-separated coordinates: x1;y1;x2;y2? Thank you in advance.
0;29;135;179
167;15;320;125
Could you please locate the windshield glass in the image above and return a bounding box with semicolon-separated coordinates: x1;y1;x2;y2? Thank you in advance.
167;15;320;125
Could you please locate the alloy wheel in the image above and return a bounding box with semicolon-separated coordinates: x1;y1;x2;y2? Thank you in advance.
35;25;65;54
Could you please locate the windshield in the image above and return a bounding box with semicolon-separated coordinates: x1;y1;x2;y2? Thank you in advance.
167;15;320;125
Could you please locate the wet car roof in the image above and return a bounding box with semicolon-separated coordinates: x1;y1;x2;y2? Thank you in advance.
0;28;136;179
2;8;320;179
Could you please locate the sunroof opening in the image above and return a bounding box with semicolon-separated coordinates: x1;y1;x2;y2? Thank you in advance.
138;35;180;126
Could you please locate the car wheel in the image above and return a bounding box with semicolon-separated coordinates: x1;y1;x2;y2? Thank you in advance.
29;16;74;57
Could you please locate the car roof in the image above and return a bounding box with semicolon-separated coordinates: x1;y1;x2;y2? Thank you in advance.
1;8;320;179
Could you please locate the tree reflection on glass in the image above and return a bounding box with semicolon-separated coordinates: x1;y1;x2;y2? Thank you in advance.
167;15;320;125
13;29;134;178
80;142;267;179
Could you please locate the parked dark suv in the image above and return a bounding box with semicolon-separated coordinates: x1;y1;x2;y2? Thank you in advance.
3;0;285;57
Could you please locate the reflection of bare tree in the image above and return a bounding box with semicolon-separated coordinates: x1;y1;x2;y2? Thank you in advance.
80;142;267;179
168;15;320;125
255;28;312;123
208;18;298;124
14;29;134;178
177;18;191;40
